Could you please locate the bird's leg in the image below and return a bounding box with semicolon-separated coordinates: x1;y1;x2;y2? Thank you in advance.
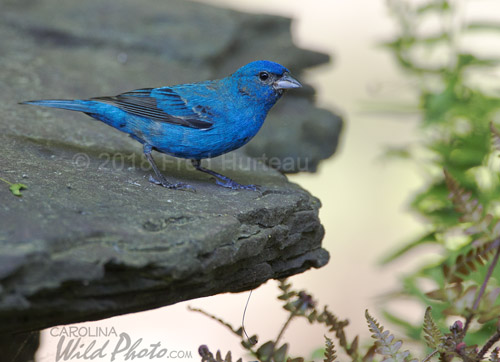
191;159;260;191
143;144;194;191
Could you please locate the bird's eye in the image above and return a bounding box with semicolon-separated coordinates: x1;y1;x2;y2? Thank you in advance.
259;71;269;81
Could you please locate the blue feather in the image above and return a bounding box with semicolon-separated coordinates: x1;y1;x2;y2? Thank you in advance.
21;60;302;190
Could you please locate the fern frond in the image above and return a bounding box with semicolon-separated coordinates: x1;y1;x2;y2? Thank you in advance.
441;171;500;287
443;240;498;284
278;278;297;301
443;171;500;244
188;306;243;337
321;307;350;352
278;278;291;292
365;310;417;362
316;306;359;360
444;170;484;224
423;307;443;350
457;241;496;272
286;358;304;362
349;335;359;356
199;346;241;362
363;345;377;362
324;335;337;362
256;341;275;362
273;343;289;362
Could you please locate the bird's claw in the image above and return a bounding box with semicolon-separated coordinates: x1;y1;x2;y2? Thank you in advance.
149;175;196;192
215;178;261;191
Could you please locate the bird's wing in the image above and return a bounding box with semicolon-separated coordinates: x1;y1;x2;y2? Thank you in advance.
91;87;213;129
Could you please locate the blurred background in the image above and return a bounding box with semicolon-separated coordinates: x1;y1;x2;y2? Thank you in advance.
34;0;500;361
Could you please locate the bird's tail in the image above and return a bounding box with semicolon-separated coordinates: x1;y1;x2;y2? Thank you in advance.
20;99;93;113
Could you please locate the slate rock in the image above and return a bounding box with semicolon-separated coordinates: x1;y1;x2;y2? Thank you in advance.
0;0;330;335
0;132;328;334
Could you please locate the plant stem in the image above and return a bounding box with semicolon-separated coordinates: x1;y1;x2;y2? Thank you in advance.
472;240;500;311
477;330;500;361
463;239;500;335
274;313;296;348
0;177;13;186
462;314;473;342
467;241;500;361
422;349;439;362
187;306;241;337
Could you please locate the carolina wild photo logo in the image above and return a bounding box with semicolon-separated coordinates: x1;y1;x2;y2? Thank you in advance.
50;326;193;361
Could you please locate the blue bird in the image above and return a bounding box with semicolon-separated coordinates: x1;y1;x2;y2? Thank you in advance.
21;60;302;190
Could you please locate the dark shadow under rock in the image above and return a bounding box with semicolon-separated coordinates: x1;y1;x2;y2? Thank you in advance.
0;331;40;362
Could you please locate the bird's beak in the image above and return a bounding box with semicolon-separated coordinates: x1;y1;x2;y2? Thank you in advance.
273;73;302;90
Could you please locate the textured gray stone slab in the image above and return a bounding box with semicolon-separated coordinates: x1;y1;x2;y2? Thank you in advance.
0;131;328;334
0;0;331;335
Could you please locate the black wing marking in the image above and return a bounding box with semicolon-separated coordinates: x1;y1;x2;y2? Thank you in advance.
91;88;213;129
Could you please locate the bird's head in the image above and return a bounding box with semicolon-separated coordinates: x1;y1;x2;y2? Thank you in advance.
229;60;302;110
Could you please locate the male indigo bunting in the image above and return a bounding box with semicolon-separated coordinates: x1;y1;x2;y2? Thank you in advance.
21;60;302;191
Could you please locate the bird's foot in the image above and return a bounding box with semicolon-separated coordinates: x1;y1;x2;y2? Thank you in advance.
149;175;196;192
215;178;261;191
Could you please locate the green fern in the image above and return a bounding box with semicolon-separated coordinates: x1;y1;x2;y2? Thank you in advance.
324;336;337;362
443;170;487;227
441;171;500;284
365;310;417;362
446;241;499;283
423;307;443;350
192;279;500;362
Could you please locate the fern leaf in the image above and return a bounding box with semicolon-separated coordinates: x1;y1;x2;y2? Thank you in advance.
199;345;213;362
317;306;359;360
365;310;417;362
349;335;359;355
287;358;304;362
224;351;232;362
423;307;443;350
278;279;291;292
273;344;289;362
256;341;275;362
444;170;484;223
324;336;337;362
278;279;297;301
198;346;238;362
447;240;498;283
363;345;377;362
